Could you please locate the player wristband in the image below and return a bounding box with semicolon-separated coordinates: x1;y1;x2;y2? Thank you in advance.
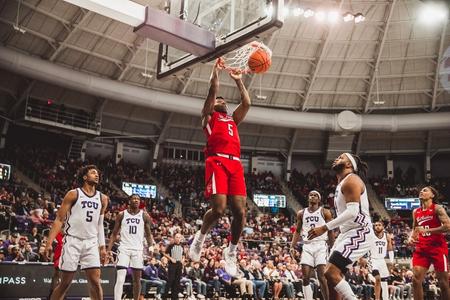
388;250;394;263
325;202;359;230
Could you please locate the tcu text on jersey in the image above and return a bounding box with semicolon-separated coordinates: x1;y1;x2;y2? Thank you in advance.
81;200;99;209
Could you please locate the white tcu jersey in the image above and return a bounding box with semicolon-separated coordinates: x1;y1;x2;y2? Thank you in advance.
119;210;145;250
64;188;102;239
373;232;388;259
334;173;372;233
301;207;327;243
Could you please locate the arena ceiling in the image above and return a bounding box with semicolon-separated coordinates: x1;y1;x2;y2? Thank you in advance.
0;0;449;156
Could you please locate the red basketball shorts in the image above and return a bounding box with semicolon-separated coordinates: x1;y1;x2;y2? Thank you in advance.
205;156;246;199
412;247;449;272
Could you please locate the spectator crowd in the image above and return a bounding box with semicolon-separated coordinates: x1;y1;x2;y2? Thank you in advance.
0;142;449;299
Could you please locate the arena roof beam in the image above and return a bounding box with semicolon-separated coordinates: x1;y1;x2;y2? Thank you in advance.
301;0;346;111
8;80;35;116
116;36;146;81
0;17;57;49
3;46;450;132
330;19;358;110
431;18;448;111
48;10;90;61
364;0;397;113
17;0;71;31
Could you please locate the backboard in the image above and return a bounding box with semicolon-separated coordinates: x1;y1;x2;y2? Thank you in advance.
157;0;284;79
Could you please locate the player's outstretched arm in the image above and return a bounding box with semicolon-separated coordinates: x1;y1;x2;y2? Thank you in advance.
44;189;77;259
290;210;303;260
143;212;155;248
323;208;335;248
407;209;419;245
417;204;450;235
106;211;124;256
231;70;251;125
201;58;222;128
308;176;362;240
98;194;109;265
386;232;395;264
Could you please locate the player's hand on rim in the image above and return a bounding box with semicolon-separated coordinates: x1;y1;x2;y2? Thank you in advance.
229;69;243;80
307;225;327;240
215;57;225;69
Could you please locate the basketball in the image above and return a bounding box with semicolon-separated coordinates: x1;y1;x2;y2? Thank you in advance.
248;48;272;73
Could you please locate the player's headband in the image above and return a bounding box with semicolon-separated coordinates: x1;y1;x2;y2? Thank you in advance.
344;153;358;172
309;190;321;200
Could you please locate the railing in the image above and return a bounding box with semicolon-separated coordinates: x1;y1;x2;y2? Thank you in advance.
24;98;101;135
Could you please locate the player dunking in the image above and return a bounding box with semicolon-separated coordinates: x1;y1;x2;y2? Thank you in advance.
45;165;109;300
371;220;394;300
308;153;375;300
107;194;155;300
189;58;250;276
408;186;450;300
290;190;334;300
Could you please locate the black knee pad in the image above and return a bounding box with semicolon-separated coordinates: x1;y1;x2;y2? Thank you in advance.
372;269;380;277
328;251;352;275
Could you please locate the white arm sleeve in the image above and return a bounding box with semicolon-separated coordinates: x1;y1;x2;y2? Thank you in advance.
98;214;105;247
388;250;394;263
325;202;359;230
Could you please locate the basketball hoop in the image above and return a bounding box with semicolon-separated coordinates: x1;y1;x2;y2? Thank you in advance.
220;41;272;74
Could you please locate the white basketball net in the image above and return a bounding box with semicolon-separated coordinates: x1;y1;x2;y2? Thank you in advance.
221;41;272;74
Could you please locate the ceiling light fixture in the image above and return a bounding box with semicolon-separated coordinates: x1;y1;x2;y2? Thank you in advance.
343;12;355;22
418;3;448;25
354;13;365;23
315;11;326;22
328;10;340;23
141;39;153;79
304;9;315;18
13;0;26;34
293;8;304;17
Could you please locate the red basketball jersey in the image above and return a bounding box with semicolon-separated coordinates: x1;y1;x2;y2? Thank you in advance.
414;203;447;250
204;111;241;157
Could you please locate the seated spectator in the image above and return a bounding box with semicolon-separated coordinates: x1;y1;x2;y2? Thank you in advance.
203;259;221;297
188;261;206;299
232;264;254;299
279;263;295;300
263;260;283;300
141;257;166;299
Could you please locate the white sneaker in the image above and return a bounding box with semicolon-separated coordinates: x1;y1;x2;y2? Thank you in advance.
197;295;205;299
223;247;238;277
178;292;184;297
189;232;204;262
